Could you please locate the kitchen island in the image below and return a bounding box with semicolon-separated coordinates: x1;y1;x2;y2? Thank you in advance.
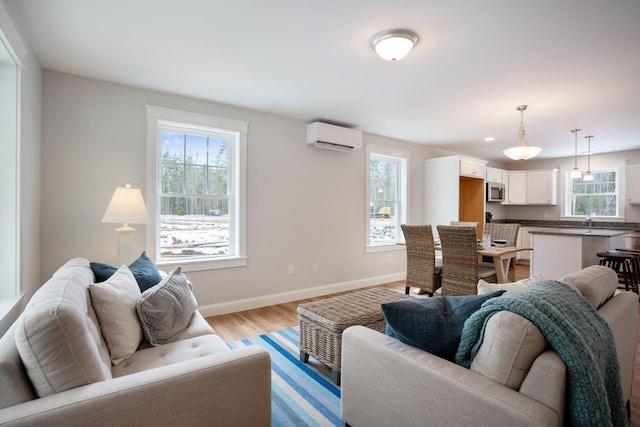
529;228;633;278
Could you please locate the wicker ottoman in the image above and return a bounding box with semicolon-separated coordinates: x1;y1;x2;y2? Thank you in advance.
297;287;411;384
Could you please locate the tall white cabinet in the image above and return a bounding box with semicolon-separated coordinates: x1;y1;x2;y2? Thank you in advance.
425;155;486;238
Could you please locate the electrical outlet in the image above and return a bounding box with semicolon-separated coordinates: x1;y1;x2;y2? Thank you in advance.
288;265;294;275
313;263;319;273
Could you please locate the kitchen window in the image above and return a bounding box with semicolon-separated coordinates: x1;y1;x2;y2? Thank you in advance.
146;105;248;271
564;167;622;218
366;145;408;251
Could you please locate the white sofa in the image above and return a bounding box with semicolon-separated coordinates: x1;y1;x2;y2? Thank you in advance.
0;258;271;426
341;266;639;427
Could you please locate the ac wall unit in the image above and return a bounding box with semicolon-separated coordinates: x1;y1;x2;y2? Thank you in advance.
306;122;362;152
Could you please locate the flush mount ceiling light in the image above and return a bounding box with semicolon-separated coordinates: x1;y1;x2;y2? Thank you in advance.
371;29;418;61
570;128;583;179
583;135;595;182
502;105;543;161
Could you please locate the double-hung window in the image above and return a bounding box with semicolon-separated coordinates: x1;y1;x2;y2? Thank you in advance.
564;166;623;219
0;33;20;301
146;106;247;270
366;145;408;251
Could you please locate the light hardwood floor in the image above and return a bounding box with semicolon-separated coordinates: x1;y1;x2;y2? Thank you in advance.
206;264;640;426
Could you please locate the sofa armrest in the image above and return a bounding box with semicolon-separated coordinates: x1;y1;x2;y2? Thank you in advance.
0;345;271;426
597;291;639;402
341;326;560;427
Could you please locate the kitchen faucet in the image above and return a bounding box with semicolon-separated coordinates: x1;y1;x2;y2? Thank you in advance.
586;213;595;227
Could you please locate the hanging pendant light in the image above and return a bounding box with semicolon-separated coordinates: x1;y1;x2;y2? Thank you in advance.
502;105;543;160
570;129;582;179
583;135;595;182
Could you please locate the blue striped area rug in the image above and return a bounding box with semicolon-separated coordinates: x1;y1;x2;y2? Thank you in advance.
229;326;343;426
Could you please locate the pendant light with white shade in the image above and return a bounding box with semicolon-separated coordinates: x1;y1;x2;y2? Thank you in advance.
502;105;543;161
582;135;595;182
570;128;582;179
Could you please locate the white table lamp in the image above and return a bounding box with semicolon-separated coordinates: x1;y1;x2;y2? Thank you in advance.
101;184;150;266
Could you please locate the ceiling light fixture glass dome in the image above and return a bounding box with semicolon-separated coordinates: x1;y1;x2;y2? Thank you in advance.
371;29;418;61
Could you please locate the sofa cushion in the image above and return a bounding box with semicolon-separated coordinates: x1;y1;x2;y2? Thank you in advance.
560;265;618;308
137;266;198;346
91;251;162;292
0;321;36;409
14;258;112;398
470;311;546;390
89;265;143;364
111;334;229;378
381;291;504;361
477;273;544;294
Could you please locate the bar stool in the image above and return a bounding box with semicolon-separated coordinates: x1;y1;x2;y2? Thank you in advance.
615;248;640;294
597;250;639;293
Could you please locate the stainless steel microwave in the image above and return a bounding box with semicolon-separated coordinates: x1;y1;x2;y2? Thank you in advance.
487;182;505;202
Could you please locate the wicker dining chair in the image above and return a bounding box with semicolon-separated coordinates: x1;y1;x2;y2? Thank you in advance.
401;224;442;296
449;221;479;228
436;225;497;296
481;223;520;282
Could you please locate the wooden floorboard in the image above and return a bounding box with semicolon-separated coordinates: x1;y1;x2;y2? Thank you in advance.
206;264;640;425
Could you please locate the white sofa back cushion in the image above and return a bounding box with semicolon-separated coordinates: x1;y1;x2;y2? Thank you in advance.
0;321;35;409
560;265;618;309
470;310;546;390
14;258;112;397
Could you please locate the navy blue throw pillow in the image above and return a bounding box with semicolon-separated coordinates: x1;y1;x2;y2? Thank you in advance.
381;291;505;361
90;251;162;292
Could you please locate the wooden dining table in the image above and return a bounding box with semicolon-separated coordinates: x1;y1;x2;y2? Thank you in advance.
434;244;532;284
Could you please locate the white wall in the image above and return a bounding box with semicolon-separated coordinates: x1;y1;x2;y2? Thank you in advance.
40;71;435;314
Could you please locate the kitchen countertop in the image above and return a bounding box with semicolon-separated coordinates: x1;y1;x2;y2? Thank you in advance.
528;228;634;237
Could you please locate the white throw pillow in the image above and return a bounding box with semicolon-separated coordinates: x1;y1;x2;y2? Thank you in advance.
477;273;544;295
89;265;143;364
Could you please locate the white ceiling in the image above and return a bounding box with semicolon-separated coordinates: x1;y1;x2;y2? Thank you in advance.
7;0;640;161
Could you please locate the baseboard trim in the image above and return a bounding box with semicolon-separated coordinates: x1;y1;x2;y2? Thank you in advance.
198;272;405;317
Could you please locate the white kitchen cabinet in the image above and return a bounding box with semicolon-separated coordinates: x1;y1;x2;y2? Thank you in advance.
517;227;534;262
526;169;558;205
486;167;506;183
627;163;640;203
459;156;486;178
506;171;526;205
425;155;485;238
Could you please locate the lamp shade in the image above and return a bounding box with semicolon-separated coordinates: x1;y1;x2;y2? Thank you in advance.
101;185;150;226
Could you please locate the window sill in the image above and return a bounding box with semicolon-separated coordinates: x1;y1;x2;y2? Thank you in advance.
156;256;248;273
1;294;26;335
366;244;405;254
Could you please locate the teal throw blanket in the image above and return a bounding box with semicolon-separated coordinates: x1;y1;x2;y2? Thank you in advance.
456;280;626;427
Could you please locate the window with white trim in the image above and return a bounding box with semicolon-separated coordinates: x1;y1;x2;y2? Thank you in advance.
366;146;408;249
146;106;247;270
0;35;19;299
564;167;621;218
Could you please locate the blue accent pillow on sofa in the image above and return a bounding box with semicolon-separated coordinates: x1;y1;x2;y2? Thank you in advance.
90;251;162;292
382;291;505;361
